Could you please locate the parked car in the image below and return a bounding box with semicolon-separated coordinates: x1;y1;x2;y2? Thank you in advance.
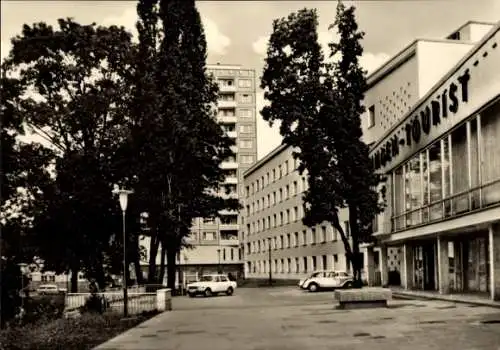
298;270;354;292
186;274;237;297
37;284;62;295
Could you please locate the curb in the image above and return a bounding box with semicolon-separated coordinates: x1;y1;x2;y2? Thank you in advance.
392;291;500;309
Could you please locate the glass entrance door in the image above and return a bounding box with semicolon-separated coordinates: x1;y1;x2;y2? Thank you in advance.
423;241;436;291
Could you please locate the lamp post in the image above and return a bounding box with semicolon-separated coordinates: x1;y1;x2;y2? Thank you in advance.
217;249;221;274
113;187;133;317
268;238;272;286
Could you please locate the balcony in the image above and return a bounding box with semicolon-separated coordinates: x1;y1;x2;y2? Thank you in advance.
219;192;238;200
220;237;239;246
226;131;237;138
218;100;237;109
217;116;237;124
219;209;238;216
218;84;236;93
220;162;238;169
219;223;239;231
224;176;238;185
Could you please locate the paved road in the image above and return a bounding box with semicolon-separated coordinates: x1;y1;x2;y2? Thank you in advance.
95;287;500;350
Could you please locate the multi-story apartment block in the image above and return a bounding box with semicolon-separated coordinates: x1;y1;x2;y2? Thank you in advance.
242;145;352;281
142;64;257;284
363;21;500;301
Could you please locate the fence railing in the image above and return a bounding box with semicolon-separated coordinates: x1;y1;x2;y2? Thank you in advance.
65;288;172;315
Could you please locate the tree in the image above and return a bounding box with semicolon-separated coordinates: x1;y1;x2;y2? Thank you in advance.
2;18;137;291
261;3;384;286
121;0;240;290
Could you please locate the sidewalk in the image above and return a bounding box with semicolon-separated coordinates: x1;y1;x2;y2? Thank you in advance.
391;287;500;308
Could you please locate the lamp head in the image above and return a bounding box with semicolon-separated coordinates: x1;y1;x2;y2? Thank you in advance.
112;188;134;211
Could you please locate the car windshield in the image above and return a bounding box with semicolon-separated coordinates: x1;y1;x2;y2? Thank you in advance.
309;272;321;278
200;276;214;282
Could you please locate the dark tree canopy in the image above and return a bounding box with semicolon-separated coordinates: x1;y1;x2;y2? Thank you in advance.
260;3;384;285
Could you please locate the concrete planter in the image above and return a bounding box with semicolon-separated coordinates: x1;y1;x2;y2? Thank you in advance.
334;287;392;309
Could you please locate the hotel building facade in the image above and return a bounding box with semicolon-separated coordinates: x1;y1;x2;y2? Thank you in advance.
142;64;257;283
364;21;500;300
242;21;500;300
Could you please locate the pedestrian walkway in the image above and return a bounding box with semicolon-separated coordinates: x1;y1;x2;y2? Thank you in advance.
94;288;500;350
391;287;500;308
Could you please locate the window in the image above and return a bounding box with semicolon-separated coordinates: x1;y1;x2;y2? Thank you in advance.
332;228;338;241
293;207;298;221
312;256;317;270
285;185;289;199
302;230;307;246
321;226;327;242
368;105;375;128
240;109;252;118
239;125;253;133
293;181;298;196
238;79;252;88
223;248;226;260
231;248;234;260
241;155;254;164
343;221;350;236
219;79;234;87
303;257;308;272
333;254;338;264
240;140;253;148
294;232;299;247
311;228;316;244
322;255;327;270
239;94;252;103
284;160;289;175
203;231;215;240
286;234;291;248
278;165;282;178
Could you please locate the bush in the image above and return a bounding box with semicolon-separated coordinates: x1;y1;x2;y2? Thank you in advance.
80;294;110;314
0;311;159;350
20;295;66;324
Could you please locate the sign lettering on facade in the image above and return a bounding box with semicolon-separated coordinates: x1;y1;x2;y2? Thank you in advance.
371;69;471;170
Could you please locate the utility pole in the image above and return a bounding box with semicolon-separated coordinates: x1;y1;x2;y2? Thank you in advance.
268;237;272;286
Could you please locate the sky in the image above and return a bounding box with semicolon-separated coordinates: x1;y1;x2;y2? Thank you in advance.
2;0;499;159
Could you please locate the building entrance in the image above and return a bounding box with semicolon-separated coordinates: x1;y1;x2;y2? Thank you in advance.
413;241;437;291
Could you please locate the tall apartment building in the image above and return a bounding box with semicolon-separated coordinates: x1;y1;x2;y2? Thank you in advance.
362;20;500;301
141;64;257;283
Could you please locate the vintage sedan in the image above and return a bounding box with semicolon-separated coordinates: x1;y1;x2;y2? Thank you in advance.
187;274;237;297
298;270;354;292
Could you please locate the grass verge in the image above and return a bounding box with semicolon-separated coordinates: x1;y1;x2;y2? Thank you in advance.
0;310;159;350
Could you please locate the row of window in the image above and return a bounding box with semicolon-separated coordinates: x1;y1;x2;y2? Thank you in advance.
218;93;253;104
246;157;301;197
217;78;253;89
247;254;344;274
246;178;308;217
391;100;500;231
218;109;253;118
224;154;254;164
208;68;254;78
246;222;350;254
197;231;238;241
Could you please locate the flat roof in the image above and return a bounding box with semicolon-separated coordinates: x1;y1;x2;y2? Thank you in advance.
370;20;500;152
243;143;289;178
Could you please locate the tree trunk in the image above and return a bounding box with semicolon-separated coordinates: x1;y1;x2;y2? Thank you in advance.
158;241;166;285
70;260;79;293
166;246;177;292
132;234;144;285
348;205;363;287
330;211;354;270
147;231;160;283
95;254;106;290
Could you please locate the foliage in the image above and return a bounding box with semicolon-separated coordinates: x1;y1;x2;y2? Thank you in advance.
0;260;23;327
80;294;109;314
123;0;240;287
1;18;138;290
260;3;384;285
0;311;158;350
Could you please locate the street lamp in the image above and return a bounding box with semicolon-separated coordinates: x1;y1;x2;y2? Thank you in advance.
268;238;272;286
113;187;133;317
217;248;221;274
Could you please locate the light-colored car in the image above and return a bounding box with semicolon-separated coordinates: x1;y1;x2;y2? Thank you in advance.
298;270;354;292
37;284;61;295
186;274;237;297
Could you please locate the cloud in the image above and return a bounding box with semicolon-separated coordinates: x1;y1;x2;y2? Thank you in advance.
100;8;230;55
251;30;388;73
255;91;283;160
202;17;231;55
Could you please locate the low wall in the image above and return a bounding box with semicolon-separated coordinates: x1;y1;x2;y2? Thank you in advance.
156;289;172;312
65;286;146;311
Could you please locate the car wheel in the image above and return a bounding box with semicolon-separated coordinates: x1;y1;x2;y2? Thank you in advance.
308;283;319;292
226;287;234;296
204;288;212;297
343;281;353;289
